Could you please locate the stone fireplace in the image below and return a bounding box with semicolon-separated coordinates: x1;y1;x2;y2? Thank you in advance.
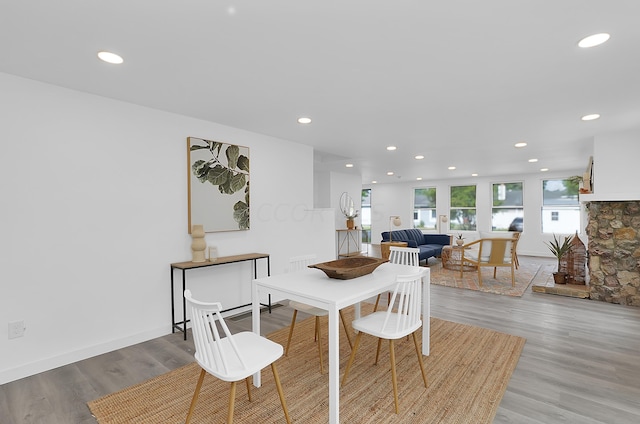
585;201;640;306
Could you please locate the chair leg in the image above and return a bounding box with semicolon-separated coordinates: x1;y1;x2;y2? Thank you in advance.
477;267;483;287
227;381;237;424
339;310;353;349
285;309;298;356
341;332;363;387
494;267;497;278
375;338;383;365
389;339;399;414
374;292;392;312
245;376;252;402
316;316;324;373
271;363;292;424
511;263;515;287
185;368;206;424
412;332;428;388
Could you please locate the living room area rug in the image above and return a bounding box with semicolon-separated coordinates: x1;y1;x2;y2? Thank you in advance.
87;305;525;423
428;261;543;296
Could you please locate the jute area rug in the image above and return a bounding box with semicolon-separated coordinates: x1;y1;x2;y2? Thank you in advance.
88;305;525;423
429;260;542;297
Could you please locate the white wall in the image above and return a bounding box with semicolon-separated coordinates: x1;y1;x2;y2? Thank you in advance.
0;73;333;383
313;170;331;208
365;170;587;258
329;172;362;229
328;172;363;256
592;129;640;198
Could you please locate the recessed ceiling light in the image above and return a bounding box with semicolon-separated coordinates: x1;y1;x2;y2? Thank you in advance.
415;155;424;160
386;146;397;151
97;51;123;64
448;166;456;170
528;158;538;163
514;142;527;148
578;33;610;48
540;168;549;172
581;113;600;121
297;117;312;124
345;163;354;168
387;171;394;176
371;180;377;184
416;177;423;181
471;173;478;177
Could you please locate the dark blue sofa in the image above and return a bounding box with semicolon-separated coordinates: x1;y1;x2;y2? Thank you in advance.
381;229;451;263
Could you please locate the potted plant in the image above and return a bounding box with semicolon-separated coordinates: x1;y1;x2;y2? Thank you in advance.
455;233;465;246
344;210;359;229
545;233;574;284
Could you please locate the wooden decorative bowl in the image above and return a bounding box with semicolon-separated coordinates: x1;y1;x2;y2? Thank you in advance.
308;257;389;280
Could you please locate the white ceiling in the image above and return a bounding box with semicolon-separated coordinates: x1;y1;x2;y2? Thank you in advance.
2;1;639;184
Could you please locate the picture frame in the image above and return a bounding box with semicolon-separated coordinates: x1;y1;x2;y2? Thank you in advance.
187;136;250;233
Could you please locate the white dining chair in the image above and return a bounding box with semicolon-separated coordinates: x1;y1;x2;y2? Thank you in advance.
341;271;428;414
184;290;290;424
284;254;353;373
374;246;420;311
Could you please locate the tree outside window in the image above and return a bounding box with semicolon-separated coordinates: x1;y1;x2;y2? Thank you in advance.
492;182;523;231
450;185;476;230
542;179;580;234
413;187;436;230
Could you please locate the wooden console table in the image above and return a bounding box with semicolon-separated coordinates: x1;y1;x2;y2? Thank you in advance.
170;253;270;340
336;229;362;258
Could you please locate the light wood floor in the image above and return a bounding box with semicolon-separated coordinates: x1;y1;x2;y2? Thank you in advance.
2;255;640;423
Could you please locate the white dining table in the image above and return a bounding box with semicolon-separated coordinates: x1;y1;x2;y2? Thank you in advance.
251;262;430;424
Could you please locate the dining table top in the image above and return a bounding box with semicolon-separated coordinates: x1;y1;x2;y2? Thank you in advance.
253;262;428;310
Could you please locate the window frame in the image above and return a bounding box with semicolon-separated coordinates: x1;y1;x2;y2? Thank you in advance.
449;184;477;231
491;181;524;232
413;187;437;230
541;178;581;234
361;188;371;243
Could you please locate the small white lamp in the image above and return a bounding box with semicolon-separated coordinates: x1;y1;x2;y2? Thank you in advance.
437;214;448;233
389;215;402;242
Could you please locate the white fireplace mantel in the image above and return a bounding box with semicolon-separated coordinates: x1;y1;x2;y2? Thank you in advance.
580;193;640;202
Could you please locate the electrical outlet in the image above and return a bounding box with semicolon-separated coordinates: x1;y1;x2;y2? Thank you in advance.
8;321;25;339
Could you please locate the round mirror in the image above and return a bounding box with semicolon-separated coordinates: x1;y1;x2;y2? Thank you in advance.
339;192;355;218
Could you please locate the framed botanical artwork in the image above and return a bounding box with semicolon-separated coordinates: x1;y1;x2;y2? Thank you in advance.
187;136;250;233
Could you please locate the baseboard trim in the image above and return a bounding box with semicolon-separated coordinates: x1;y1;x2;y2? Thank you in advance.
0;326;168;385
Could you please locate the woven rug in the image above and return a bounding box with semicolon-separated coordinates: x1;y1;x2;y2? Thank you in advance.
88;305;525;423
429;260;542;296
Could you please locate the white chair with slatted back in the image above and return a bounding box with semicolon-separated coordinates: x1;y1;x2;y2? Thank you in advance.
341;271;428;414
284;254;353;373
184;290;290;424
374;246;421;311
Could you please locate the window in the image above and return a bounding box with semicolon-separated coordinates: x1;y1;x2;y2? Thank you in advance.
413;187;436;230
492;182;523;231
542;179;580;234
361;189;371;243
450;185;476;230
